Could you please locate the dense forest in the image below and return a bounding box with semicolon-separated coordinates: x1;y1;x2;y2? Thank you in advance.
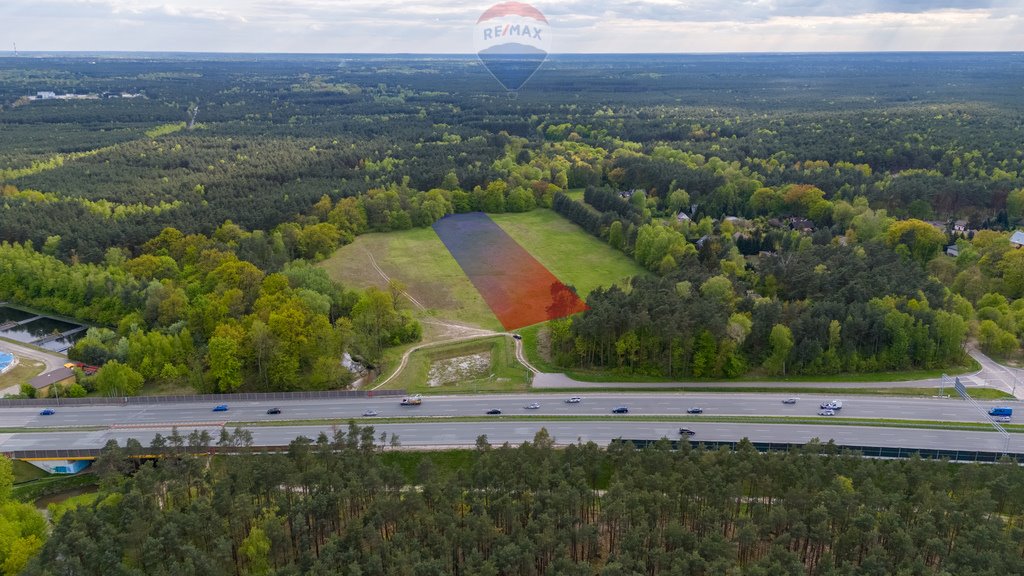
18;426;1024;575
2;53;1024;391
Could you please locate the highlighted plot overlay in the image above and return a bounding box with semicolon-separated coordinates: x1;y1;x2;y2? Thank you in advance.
433;213;588;330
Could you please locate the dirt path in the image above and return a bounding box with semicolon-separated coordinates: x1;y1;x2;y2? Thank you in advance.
363;249;537;388
363;248;428;312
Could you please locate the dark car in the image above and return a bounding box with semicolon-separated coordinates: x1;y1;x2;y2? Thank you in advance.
611;406;629;414
782;398;798;405
679;428;696;436
39;408;55;416
266;407;281;415
212;404;229;412
686;407;703;414
486;409;502;415
512;334;522;340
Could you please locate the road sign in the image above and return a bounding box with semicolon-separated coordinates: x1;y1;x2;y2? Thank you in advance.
954;377;968;399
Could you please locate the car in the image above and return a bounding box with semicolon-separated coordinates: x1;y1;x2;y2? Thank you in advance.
266;407;281;415
39;408;55;416
212;404;229;412
686;407;703;414
565;397;582;404
362;410;379;417
611;406;629;414
512;334;522;340
782;398;798;405
524;402;540;410
994;416;1012;423
486;409;502;415
678;427;696;436
818;409;836;416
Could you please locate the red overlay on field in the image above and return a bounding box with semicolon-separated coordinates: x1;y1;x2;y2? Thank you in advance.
433;212;588;330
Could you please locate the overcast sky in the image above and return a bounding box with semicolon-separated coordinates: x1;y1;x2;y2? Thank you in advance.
2;0;1023;53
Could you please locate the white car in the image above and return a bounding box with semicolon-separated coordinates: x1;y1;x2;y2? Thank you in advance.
524;403;541;410
994;416;1012;423
362;410;379;417
565;397;582;404
818;409;836;416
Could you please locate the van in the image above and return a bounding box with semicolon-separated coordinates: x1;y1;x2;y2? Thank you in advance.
819;400;843;410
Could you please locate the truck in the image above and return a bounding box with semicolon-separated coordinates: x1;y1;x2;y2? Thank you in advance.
400;394;422;406
988;407;1013;417
64;361;99;375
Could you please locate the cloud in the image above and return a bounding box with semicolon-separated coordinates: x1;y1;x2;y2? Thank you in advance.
0;0;1022;52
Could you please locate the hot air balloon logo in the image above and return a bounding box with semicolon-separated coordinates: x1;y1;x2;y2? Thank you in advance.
474;2;551;93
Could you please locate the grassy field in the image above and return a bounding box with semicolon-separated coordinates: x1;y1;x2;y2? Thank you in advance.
0;356;44;394
319;210;645;333
386;336;531;393
491;209;645;297
12;459;50;483
320;228;502;330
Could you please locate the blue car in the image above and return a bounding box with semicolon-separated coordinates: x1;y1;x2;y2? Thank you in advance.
212;404;229;412
39;408;55;416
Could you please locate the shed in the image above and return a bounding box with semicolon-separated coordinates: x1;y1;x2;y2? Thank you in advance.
29;367;75;397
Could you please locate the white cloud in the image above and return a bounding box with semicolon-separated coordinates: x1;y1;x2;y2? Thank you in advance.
0;0;1021;52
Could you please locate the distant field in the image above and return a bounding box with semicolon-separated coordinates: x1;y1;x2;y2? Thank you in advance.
491;210;645;297
320;210;644;331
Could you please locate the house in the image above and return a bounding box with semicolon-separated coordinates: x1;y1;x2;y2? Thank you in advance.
1011;231;1024;248
29;367;75;398
787;217;815;233
946;245;960;257
35;91;56;100
953;220;969;233
676;212;690;222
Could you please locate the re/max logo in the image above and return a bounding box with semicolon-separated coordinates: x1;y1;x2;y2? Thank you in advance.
483;24;543;41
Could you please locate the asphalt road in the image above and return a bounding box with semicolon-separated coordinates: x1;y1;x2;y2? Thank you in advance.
2;393;1019;430
1;421;1020;455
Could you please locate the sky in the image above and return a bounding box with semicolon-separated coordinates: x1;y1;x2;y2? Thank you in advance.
1;0;1023;53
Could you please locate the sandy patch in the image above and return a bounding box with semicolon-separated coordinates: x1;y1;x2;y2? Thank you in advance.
427;352;491;387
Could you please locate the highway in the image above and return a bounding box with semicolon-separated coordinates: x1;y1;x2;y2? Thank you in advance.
1;421;1021;455
1;393;1018;430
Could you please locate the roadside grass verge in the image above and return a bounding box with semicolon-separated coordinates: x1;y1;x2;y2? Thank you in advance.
227;414;1024;434
518;323;559;373
12;459;50;483
11;473;98;503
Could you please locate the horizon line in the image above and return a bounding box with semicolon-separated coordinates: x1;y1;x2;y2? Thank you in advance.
2;49;1023;57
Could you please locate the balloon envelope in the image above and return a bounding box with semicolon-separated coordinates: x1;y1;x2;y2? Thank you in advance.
474;2;550;92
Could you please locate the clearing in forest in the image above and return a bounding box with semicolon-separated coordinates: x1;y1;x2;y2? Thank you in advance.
433;212;588;330
319;209;644;332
